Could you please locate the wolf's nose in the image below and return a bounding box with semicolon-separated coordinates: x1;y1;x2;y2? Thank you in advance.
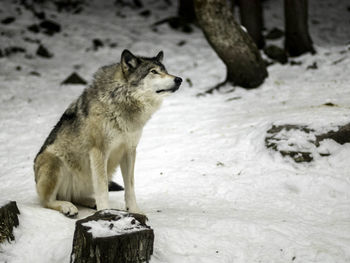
174;77;182;85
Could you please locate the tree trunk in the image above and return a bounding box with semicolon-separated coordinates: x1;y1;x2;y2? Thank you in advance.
70;210;154;263
194;0;268;89
178;0;196;23
237;0;265;49
0;201;20;244
284;0;315;56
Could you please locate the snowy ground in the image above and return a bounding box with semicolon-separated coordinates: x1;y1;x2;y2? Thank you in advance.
1;0;350;262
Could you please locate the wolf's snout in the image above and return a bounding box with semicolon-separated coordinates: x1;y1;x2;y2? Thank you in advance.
174;77;182;86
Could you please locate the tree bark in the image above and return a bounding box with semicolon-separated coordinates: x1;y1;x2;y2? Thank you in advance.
237;0;265;49
194;0;268;89
284;0;315;56
0;201;20;244
70;210;154;263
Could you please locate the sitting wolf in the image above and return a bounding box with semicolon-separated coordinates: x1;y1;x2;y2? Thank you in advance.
34;49;182;217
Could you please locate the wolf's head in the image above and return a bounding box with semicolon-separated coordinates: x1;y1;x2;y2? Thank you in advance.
120;49;182;96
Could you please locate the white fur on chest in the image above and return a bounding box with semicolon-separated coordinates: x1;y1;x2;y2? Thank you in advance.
106;121;143;151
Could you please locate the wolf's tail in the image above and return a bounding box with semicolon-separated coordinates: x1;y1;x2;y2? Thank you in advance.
108;181;124;191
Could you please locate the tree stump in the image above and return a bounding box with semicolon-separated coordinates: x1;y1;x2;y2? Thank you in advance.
0;201;20;244
70;210;154;263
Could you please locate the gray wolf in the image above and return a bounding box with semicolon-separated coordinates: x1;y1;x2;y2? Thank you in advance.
34;49;182;217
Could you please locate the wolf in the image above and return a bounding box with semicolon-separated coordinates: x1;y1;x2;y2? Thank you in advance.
34;49;182;217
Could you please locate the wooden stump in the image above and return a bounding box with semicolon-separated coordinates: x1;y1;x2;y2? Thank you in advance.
0;201;20;244
70;210;154;263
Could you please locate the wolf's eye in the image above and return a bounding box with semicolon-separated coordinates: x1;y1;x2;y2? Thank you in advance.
151;70;158;74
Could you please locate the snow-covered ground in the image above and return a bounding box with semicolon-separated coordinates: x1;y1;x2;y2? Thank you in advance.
1;0;349;262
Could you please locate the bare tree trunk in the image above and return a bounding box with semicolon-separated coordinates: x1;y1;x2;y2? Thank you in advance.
237;0;265;49
284;0;315;56
178;0;195;23
194;0;268;89
229;0;235;13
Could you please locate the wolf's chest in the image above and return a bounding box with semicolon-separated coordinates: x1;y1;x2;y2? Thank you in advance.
108;129;143;153
106;130;142;177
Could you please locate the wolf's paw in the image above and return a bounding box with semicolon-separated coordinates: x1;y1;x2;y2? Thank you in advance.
60;202;78;218
126;206;145;216
76;198;96;209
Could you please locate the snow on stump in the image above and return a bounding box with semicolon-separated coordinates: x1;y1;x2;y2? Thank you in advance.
70;209;154;263
0;201;20;244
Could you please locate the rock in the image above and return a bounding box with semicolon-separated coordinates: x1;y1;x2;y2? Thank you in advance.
139;10;151;17
29;71;41;76
34;11;46;20
265;124;316;163
133;0;143;8
0;201;20;244
61;72;87;85
177;40;186;46
264;59;275;67
316;123;350;145
154;17;193;33
264;45;288;64
265;123;350;163
92;38;104;51
54;0;84;13
36;44;53;58
70;209;154;263
23;37;41;44
323;102;337;107
290;60;302;66
39;20;61;35
1;17;16;25
306;62;318;70
73;7;83;14
27;24;40;33
265;28;284;40
4;46;26;56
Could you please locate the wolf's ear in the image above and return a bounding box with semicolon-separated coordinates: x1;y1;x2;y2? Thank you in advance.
156;51;164;62
121;49;138;71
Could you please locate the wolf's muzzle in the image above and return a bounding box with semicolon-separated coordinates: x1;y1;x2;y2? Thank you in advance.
156;77;182;93
174;77;182;86
172;77;182;91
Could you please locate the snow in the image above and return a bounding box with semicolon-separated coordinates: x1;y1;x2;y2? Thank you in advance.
83;212;147;238
1;0;350;262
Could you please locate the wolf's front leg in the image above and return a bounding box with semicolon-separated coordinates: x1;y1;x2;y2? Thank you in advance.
89;148;109;210
120;148;142;214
